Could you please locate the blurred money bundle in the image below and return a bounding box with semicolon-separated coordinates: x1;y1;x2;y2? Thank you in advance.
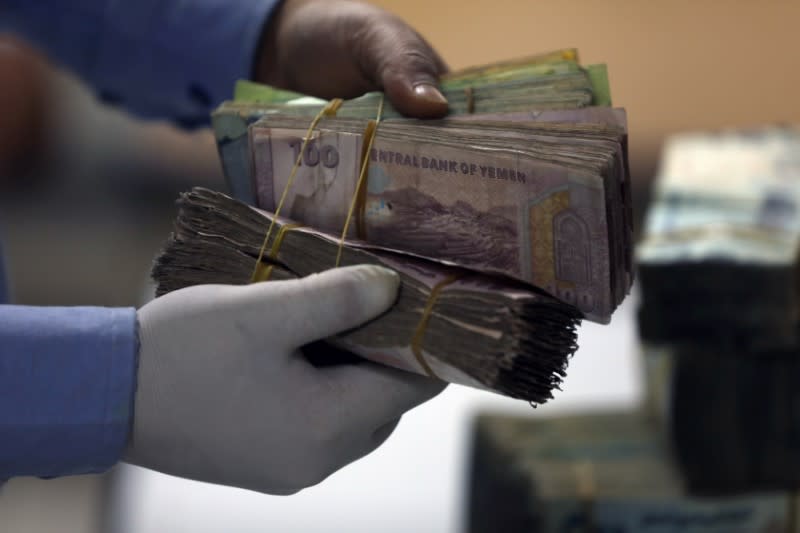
637;128;800;492
467;411;797;533
154;49;634;403
463;128;800;531
638;129;800;349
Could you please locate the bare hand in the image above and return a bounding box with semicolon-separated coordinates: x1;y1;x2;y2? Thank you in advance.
255;0;449;118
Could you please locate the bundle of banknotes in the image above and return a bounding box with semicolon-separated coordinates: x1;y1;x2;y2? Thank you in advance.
467;411;798;532
637;128;800;349
669;346;800;493
637;127;800;492
641;341;800;494
152;50;635;403
152;188;581;403
211;48;634;324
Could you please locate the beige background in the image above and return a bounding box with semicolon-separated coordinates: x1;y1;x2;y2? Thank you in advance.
375;0;800;179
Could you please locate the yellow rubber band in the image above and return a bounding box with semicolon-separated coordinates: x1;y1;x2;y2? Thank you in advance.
252;263;275;283
464;86;475;114
410;274;462;379
335;96;385;267
250;98;343;283
251;222;303;283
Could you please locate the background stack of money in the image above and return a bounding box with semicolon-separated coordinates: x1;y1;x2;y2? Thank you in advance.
669;347;800;492
467;411;797;532
464;128;800;529
211;49;634;323
637;128;800;492
638;129;800;348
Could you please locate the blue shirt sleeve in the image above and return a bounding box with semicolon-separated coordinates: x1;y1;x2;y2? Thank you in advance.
0;241;7;305
0;305;139;479
1;0;280;127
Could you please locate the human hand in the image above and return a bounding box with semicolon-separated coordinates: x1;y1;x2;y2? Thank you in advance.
255;0;449;118
0;34;49;182
126;265;445;494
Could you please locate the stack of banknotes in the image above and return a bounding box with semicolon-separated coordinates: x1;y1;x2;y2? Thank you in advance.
669;346;800;493
152;50;634;403
467;411;799;532
153;188;581;403
638;128;800;349
211;48;633;324
637;127;800;492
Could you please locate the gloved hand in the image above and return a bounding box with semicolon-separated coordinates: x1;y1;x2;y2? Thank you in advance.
255;0;450;118
125;265;445;494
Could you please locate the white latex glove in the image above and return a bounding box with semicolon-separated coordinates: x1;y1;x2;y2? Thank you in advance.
124;265;445;495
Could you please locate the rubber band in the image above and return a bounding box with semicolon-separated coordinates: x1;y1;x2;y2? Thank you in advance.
410;274;462;379
335;95;385;267
251;222;303;282
464;86;475;114
268;222;303;259
252;263;274;283
250;98;343;283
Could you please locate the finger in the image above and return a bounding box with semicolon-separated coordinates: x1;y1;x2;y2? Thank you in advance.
241;264;400;350
299;363;445;485
372;417;401;448
355;16;449;118
317;361;446;431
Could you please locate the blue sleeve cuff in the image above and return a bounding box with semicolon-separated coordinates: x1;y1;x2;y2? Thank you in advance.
0;306;139;479
1;0;281;126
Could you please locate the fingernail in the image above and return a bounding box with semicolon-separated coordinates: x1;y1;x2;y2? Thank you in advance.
354;265;401;310
366;265;401;290
356;265;401;296
413;83;448;105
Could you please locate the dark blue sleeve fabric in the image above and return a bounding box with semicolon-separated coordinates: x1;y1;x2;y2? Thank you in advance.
0;305;139;478
0;240;7;305
1;0;280;127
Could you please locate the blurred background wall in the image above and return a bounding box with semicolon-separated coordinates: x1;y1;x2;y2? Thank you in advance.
1;1;798;531
371;0;800;217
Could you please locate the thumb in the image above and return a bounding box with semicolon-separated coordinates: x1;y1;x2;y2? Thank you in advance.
249;264;400;350
358;18;449;118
